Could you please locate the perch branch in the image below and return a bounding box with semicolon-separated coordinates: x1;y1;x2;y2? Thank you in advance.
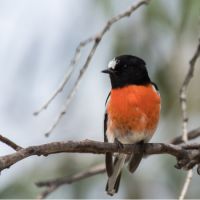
36;126;200;198
1;139;200;173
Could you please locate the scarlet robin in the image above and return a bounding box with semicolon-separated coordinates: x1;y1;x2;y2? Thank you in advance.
102;55;161;196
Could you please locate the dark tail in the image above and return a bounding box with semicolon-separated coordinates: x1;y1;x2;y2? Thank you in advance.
106;172;121;196
128;142;144;173
106;154;126;196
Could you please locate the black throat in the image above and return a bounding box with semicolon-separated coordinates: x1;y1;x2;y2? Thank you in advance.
109;71;151;89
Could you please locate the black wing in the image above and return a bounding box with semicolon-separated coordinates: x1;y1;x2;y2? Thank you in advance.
105;92;111;106
151;81;159;91
104;92;113;177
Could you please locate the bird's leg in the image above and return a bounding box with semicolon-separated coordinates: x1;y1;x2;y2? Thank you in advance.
114;138;124;150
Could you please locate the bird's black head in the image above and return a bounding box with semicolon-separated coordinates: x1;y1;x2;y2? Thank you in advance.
102;55;151;89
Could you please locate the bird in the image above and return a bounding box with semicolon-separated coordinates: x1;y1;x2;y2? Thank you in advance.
102;55;161;196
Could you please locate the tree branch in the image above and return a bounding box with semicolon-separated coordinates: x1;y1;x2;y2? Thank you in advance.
178;38;200;200
36;164;105;199
1;139;200;173
34;126;200;199
35;138;200;199
1;130;200;199
36;0;151;137
170;127;200;145
0;134;22;151
179;170;193;200
33;38;93;117
180;38;200;143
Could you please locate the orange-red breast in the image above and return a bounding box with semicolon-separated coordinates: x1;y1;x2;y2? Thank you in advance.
102;55;161;196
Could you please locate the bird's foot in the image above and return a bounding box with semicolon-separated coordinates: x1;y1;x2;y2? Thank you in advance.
114;138;124;150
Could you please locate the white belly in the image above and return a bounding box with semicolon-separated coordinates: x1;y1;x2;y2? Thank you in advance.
106;128;153;144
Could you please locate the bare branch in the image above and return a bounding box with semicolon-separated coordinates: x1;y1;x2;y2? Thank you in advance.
0;134;22;151
180;39;200;142
36;164;105;199
170;127;200;145
178;39;200;200
33;38;93;116
181;143;200;149
0;133;200;199
37;163;105;187
43;0;150;137
179;170;193;200
36;185;58;200
36;128;200;198
1;139;200;173
35;132;200;197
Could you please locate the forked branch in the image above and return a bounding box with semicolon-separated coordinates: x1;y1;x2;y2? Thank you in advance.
34;0;151;137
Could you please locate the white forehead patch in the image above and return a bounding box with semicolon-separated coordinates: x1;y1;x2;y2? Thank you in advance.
108;58;117;69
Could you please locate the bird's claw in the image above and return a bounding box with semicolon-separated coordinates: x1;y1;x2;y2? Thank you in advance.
114;138;124;150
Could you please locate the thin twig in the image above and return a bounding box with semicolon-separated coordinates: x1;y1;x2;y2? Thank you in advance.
33;38;93;116
37;163;105;187
170;127;200;145
179;170;193;200
178;39;200;200
36;185;57;200
43;0;150;137
36;163;105;199
0;134;22;151
179;39;200;142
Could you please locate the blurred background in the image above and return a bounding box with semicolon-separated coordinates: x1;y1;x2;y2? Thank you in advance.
0;0;200;198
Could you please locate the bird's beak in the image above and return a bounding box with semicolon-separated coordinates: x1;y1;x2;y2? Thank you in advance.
101;68;115;74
